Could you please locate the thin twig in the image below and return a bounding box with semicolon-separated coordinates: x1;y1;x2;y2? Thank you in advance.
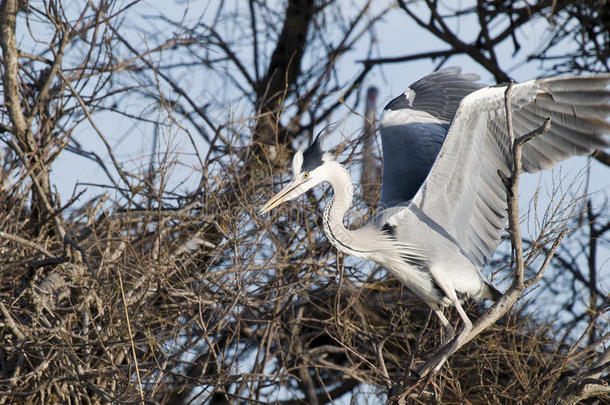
0;231;53;256
117;270;145;404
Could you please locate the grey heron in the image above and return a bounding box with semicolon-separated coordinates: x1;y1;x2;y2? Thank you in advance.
260;67;610;357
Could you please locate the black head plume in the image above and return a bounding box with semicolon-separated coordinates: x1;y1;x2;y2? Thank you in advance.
302;135;323;172
301;122;335;172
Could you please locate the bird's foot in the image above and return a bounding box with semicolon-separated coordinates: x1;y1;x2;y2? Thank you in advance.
388;369;436;404
413;335;458;378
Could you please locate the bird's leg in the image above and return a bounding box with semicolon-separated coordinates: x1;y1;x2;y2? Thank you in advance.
431;305;455;344
414;299;473;377
452;299;473;345
430;299;473;373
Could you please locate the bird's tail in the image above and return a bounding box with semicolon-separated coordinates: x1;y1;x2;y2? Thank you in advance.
482;281;503;301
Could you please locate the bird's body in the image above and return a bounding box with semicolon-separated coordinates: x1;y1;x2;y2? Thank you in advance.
261;67;610;344
314;156;497;317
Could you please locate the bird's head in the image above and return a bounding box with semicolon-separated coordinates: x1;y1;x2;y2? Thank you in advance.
260;129;336;214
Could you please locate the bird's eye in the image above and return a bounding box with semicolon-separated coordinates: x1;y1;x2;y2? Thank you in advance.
303;172;310;179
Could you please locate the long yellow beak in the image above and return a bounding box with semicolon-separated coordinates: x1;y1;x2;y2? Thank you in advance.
259;180;305;214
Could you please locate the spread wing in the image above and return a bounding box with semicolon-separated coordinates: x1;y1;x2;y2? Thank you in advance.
398;75;610;267
379;67;485;206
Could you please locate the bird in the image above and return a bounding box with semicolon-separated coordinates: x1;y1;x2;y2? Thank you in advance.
260;67;610;365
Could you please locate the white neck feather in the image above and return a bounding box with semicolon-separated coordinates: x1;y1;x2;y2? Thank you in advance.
321;162;373;257
320;161;421;267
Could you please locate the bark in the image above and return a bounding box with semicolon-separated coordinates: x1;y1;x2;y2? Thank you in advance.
253;0;315;149
1;0;55;232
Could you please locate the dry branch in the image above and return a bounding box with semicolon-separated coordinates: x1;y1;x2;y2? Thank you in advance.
0;2;608;404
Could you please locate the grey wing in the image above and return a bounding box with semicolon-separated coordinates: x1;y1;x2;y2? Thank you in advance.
402;66;486;122
499;76;610;172
380;67;486;207
400;75;610;268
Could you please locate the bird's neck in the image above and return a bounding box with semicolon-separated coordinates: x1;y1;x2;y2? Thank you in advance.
322;162;364;257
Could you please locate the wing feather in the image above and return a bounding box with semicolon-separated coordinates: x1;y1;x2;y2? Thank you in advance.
396;75;610;267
